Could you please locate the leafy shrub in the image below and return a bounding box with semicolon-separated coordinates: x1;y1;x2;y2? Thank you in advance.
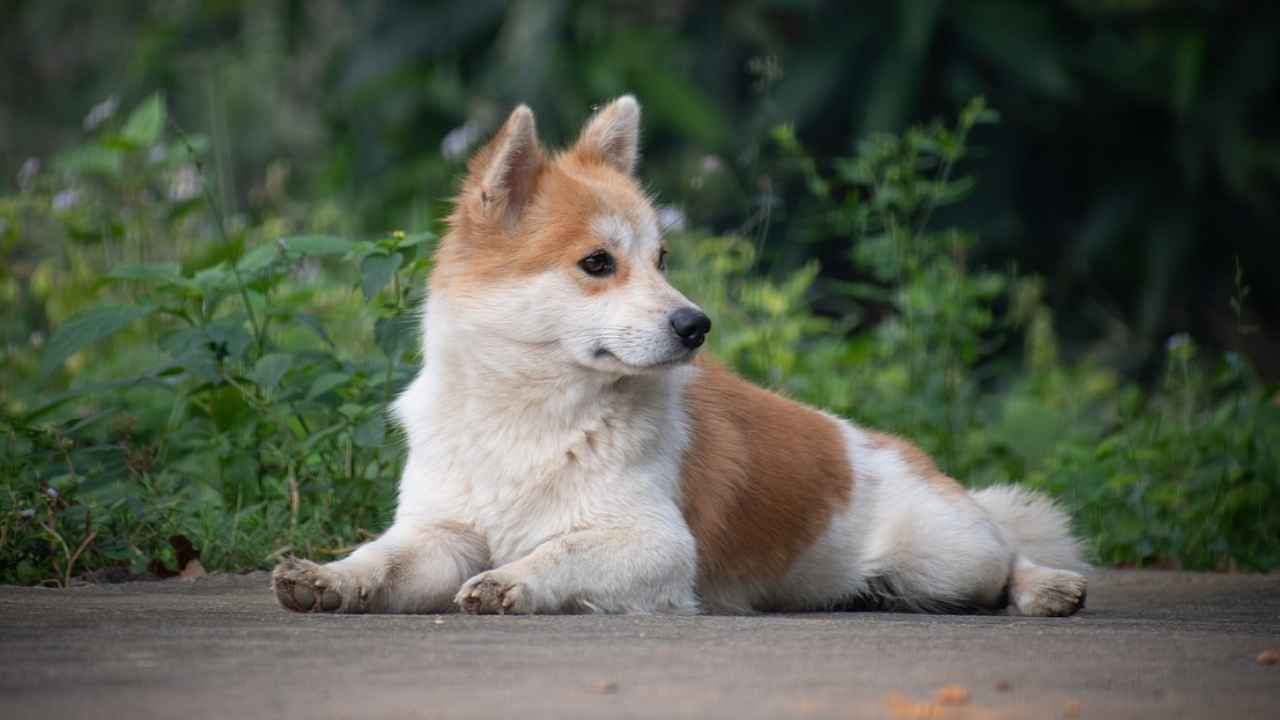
1;96;428;584
2;95;1277;585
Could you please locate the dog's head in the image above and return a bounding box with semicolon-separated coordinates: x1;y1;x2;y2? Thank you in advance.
432;96;709;375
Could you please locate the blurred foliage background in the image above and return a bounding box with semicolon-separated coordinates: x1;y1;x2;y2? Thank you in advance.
2;1;1277;584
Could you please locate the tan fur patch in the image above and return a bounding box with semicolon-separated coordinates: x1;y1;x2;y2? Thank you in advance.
680;357;853;582
432;150;653;295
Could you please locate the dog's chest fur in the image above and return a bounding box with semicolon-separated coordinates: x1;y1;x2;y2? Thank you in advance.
395;338;693;566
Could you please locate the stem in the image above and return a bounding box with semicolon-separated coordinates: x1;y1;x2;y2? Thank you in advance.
914;117;974;241
174;122;266;356
287;462;300;532
37;520;96;588
65;530;97;588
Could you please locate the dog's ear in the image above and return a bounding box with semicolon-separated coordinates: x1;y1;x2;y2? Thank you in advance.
466;104;544;224
572;95;640;175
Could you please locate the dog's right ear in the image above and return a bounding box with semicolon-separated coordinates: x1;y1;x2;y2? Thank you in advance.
465;105;544;225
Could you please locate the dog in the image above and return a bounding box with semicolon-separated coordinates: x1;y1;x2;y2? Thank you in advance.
273;96;1088;616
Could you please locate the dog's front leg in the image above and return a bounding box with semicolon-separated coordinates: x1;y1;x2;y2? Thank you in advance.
274;521;489;613
454;522;698;615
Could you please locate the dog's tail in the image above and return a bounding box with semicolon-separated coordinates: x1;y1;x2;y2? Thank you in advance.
970;484;1089;572
970;485;1090;616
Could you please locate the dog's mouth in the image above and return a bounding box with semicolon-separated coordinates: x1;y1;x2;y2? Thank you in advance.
592;346;696;371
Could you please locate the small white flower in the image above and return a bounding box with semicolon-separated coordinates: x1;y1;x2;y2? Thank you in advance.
442;121;482;161
17;158;40;191
84;96;119;131
167;165;202;202
52;189;81;212
657;206;687;233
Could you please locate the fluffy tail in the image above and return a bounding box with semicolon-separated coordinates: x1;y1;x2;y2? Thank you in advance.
971;485;1090;616
969;485;1090;573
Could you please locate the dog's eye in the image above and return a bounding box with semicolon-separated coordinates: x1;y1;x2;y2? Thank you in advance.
579;250;615;277
657;248;668;272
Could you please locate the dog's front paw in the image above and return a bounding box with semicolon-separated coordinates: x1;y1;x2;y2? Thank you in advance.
272;556;368;614
455;570;534;615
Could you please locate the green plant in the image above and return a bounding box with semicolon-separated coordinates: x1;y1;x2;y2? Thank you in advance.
3;93;1277;585
1;96;433;584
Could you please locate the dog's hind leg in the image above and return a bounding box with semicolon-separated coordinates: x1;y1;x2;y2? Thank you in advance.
273;521;489;614
857;486;1015;613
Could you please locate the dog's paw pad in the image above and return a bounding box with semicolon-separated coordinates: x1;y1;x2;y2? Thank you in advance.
272;557;355;614
455;572;530;615
1013;568;1087;617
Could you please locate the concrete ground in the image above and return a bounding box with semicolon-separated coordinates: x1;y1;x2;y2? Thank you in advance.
1;570;1277;719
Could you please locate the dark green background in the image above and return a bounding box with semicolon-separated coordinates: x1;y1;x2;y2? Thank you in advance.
3;0;1277;376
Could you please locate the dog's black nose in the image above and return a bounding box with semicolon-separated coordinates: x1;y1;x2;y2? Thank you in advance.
669;307;712;349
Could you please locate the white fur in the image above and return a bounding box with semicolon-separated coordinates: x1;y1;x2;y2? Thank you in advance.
970;485;1088;572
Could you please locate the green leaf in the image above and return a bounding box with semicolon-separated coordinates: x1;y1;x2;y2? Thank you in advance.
360;252;402;300
375;314;417;359
293;313;336;349
54;145;124;176
352;413;386;449
237;244;280;274
193;264;232;287
41;305;156;378
122;93;166;147
279;235;352;257
395;232;435;249
107;262;181;283
250;353;293;394
307;371;351;400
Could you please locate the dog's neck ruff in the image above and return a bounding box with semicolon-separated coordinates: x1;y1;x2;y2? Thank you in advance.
407;293;679;442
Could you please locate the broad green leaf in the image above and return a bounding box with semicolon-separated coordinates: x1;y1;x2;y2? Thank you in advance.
22;376;169;421
169;134;210;158
375;314;417;359
299;422;346;451
395;231;435;249
41;305;155;378
122;93;166;147
250;353;293;394
199;318;253;362
352;413;386;449
293;313;336;349
307;371;351;400
54;145;124;176
279;235;352;257
237;244;280;274
107;262;181;283
361;252;402;300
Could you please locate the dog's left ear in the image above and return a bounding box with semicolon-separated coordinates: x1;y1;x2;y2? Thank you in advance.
572;95;641;175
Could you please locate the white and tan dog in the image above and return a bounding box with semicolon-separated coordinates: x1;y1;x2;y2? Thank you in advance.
273;97;1088;617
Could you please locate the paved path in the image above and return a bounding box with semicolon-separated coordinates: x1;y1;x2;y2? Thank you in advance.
2;570;1278;719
